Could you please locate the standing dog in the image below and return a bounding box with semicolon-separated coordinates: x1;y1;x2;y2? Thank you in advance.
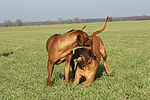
45;28;93;87
71;16;112;86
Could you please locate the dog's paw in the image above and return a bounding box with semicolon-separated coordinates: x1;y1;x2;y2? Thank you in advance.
106;71;112;76
45;84;51;88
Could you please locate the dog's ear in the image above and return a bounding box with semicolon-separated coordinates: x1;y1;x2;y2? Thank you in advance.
89;50;97;60
77;34;84;46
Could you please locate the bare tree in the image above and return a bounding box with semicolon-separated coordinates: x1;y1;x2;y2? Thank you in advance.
24;21;29;26
3;20;13;27
73;17;80;23
15;19;22;26
58;17;63;24
48;19;51;25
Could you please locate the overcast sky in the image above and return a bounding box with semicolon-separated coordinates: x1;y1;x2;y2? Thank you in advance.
0;0;150;22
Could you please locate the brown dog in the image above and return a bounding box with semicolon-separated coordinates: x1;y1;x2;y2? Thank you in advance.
72;16;112;86
45;27;93;87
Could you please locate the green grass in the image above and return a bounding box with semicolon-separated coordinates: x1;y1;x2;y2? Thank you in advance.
0;20;150;99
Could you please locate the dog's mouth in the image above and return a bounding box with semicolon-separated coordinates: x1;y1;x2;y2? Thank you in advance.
76;56;83;62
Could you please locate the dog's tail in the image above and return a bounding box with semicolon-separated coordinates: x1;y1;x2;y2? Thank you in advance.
81;25;86;30
92;16;109;36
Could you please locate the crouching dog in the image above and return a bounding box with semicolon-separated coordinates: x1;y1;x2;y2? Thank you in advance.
71;16;112;86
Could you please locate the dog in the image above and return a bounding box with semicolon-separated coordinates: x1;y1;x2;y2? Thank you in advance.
71;16;112;86
71;48;97;85
45;27;93;87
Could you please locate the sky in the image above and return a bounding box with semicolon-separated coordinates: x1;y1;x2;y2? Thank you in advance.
0;0;150;23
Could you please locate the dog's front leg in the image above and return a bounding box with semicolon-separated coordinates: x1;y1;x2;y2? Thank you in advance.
80;72;95;86
64;51;73;87
73;67;82;84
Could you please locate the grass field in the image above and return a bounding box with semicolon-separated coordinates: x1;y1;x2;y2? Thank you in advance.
0;20;150;99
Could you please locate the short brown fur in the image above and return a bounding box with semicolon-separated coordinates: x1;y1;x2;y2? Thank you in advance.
45;28;93;87
72;16;112;86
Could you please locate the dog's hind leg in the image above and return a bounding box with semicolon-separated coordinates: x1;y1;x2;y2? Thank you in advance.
100;42;112;75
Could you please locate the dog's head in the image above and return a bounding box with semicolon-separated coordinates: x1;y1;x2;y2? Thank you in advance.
76;30;93;47
73;48;96;69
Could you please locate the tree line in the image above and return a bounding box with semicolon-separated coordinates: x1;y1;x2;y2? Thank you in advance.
0;15;150;27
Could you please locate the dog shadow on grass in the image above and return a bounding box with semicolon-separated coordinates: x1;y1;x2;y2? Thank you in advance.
0;52;14;57
95;64;106;79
